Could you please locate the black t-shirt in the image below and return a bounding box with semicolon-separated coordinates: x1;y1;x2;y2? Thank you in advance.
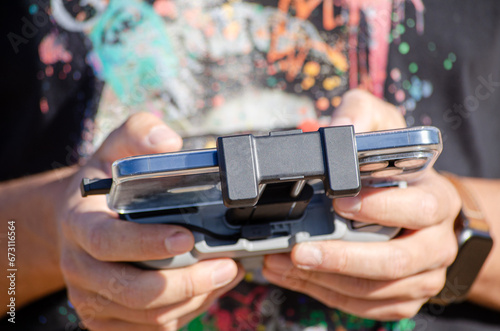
1;1;500;330
0;1;102;181
387;1;500;180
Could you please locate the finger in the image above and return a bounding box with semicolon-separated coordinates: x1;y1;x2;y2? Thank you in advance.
262;268;428;321
263;254;447;301
81;318;175;331
330;89;406;132
288;221;457;280
94;112;183;165
70;112;183;200
66;208;195;261
69;287;210;327
171;264;245;328
70;266;245;326
333;171;461;229
62;250;240;310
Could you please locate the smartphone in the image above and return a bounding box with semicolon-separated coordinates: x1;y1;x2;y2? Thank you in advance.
106;126;442;215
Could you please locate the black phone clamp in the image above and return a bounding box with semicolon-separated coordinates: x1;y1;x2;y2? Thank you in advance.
217;126;361;208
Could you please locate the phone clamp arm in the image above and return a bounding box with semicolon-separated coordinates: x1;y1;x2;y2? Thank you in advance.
216;126;361;208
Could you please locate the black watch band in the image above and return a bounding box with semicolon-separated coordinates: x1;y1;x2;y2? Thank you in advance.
429;172;493;305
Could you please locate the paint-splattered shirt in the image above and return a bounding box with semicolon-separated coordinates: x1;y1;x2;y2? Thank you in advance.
2;1;500;330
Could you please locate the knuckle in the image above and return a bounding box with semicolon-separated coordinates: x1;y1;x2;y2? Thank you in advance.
422;270;447;298
450;192;462;217
444;177;462;216
435;228;459;268
441;239;459;268
452;199;462;217
87;224;109;260
59;253;80;281
375;194;392;222
332;247;350;274
419;192;440;226
182;273;196;299
388;247;411;279
348;277;374;296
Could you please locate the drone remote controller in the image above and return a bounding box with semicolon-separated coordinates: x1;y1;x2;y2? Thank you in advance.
82;126;442;269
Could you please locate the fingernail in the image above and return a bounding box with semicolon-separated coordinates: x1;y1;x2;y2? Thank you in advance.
164;231;193;255
334;196;362;215
147;125;179;147
211;261;237;287
294;244;322;269
330;116;353;127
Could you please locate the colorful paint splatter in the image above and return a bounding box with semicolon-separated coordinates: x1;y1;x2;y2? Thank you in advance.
35;0;439;147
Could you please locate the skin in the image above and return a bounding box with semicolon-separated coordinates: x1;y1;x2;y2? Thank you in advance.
263;89;500;320
0;113;245;330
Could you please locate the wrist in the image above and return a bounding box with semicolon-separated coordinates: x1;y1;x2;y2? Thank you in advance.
430;172;493;305
0;167;79;309
459;177;500;310
46;166;80;255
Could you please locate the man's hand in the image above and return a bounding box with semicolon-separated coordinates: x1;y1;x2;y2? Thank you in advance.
263;89;461;321
57;113;244;330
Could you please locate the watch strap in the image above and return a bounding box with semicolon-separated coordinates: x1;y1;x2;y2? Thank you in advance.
429;172;493;305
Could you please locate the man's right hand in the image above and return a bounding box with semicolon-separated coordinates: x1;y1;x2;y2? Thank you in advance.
57;113;244;330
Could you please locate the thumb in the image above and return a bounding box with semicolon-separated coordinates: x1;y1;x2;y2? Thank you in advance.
330;89;407;132
94;112;183;165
